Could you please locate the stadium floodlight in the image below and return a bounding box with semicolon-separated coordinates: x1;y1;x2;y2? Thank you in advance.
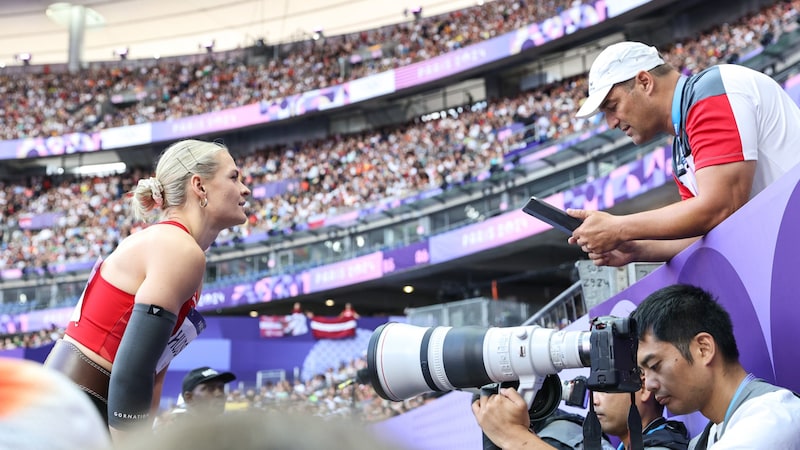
16;53;32;65
71;162;127;176
201;39;215;53
114;47;129;60
312;29;324;41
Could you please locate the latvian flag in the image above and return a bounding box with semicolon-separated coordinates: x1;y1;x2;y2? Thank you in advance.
310;316;356;339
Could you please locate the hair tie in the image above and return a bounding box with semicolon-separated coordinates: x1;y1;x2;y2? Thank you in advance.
138;177;164;207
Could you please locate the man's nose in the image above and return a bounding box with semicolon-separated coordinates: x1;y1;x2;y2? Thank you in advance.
644;375;659;392
605;113;619;129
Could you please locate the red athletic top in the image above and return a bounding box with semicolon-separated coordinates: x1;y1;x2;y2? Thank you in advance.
65;221;199;363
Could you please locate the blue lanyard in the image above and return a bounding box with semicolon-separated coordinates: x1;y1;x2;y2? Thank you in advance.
671;75;688;136
718;373;756;440
616;423;667;450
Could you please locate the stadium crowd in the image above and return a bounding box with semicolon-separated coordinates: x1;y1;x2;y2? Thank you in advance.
155;355;427;424
0;0;589;140
0;323;63;350
2;0;796;141
0;0;798;289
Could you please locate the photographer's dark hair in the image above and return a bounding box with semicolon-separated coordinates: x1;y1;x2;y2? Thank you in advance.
631;284;739;363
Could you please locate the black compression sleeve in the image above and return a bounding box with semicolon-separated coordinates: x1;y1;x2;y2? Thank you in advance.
107;303;177;429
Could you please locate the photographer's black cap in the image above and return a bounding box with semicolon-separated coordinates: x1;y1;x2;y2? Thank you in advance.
182;367;236;394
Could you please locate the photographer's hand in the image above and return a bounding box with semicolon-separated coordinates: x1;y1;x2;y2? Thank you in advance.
472;387;556;449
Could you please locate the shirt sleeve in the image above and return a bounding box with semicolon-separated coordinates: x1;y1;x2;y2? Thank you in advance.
685;93;752;172
710;390;800;449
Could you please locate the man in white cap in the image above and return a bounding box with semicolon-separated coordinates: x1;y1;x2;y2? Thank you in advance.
567;41;800;267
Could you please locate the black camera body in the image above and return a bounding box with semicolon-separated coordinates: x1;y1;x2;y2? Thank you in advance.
587;316;641;393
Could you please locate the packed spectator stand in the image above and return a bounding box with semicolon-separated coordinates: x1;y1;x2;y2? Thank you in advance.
0;0;794;140
0;0;593;140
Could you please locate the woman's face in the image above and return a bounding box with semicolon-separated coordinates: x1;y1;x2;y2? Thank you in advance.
204;151;251;229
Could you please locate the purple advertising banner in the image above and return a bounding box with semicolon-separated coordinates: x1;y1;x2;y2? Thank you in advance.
307;251;384;292
18;212;64;230
150;83;359;142
196;272;311;312
563;144;671;210
150;103;265;142
382;240;430;274
394;0;608;90
0;131;103;160
1;257;96;281
251;179;300;200
429;208;553;264
395;44;496;90
507;1;607;54
295;84;351;114
0;306;73;333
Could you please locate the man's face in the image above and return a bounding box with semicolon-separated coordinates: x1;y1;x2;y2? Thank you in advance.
592;391;631;437
637;332;709;416
598;76;661;145
185;380;227;415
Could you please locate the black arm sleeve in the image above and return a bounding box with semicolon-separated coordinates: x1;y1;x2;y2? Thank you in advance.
107;303;177;429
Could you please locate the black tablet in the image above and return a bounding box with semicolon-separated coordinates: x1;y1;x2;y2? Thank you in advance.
522;196;583;235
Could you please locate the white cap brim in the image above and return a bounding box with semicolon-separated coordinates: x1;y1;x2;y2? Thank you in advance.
576;83;612;118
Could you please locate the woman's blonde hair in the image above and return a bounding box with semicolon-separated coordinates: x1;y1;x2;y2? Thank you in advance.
130;140;228;221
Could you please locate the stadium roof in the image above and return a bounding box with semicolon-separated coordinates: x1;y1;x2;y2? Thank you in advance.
0;0;479;66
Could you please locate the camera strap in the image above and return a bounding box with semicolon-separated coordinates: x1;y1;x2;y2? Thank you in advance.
583;391;644;450
583;392;603;450
627;392;644;450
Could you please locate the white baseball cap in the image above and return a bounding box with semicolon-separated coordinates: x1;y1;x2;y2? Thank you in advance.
576;41;665;118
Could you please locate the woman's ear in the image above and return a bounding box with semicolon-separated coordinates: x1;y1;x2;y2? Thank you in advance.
190;174;205;196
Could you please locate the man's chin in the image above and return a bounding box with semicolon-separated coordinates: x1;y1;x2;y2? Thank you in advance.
630;134;646;145
665;404;689;416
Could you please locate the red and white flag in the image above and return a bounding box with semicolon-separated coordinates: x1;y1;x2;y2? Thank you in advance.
309;316;356;339
259;313;310;338
259;316;287;338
